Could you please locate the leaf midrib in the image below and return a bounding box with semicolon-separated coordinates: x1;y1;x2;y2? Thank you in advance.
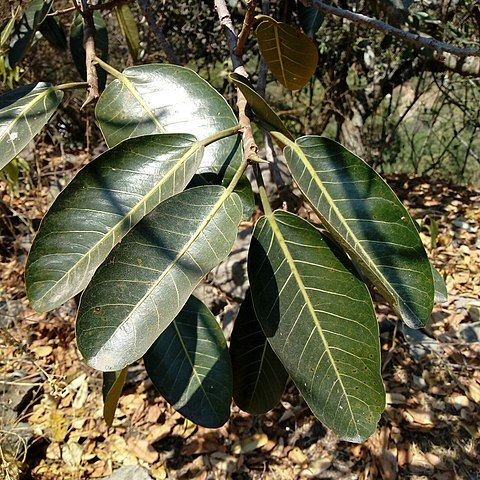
290;144;396;306
0;85;55;153
271;22;288;87
99;187;237;353
264;211;359;437
172;320;217;416
113;71;167;138
33;142;202;306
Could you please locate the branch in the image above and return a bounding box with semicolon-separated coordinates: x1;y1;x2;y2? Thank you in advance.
137;0;181;65
235;0;257;56
214;0;258;161
49;0;127;17
301;0;480;74
79;0;100;108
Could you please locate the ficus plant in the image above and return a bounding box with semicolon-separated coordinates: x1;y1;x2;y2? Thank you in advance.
0;0;448;443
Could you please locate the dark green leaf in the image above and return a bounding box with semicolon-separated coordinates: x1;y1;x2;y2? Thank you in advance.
229;72;293;140
76;185;243;371
249;210;384;442
282;135;434;328
0;82;63;170
95;64;242;187
103;367;128;427
297;2;326;36
26;134;202;311
256;16;318;90
114;4;140;61
230;289;288;414
70;11;108;90
7;0;53;68
144;296;232;428
39;15;67;51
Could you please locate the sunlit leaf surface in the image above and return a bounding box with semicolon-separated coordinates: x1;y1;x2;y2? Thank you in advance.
95;64;242;184
249;210;384;442
284;136;434;328
0;82;63;170
26;134;202;311
256;17;318;90
77;185;242;371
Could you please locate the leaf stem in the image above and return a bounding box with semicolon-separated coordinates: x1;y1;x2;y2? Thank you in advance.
93;56;123;79
199;125;242;147
225;156;249;197
253;163;273;217
56;82;89;91
269;130;296;150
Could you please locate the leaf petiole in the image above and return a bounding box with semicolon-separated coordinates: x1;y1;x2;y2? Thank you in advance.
253;163;273;217
56;82;89;91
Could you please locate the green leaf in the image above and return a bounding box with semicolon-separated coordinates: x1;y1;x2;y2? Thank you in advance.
0;82;63;170
248;210;384;442
103;367;128;427
39;15;67;51
95;64;243;186
282;136;434;328
144;296;232;428
70;11;108;90
7;0;53;68
114;4;140;61
1;7;20;50
256;16;318;90
229;72;293;141
432;265;447;303
297;2;326;37
76;185;243;371
26;134;202;311
230;289;288;414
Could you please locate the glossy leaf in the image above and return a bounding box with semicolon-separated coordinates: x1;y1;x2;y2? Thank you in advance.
432;266;448;303
76;185;243;371
70;11;108;90
297;2;326;37
95;64;242;186
256;16;318;90
114;3;140;61
230;289;288;414
229;72;293;140
0;82;63;170
39;15;67;51
282;135;434;328
144;296;232;428
7;0;52;68
26;134;202;311
248;210;385;442
103;367;128;427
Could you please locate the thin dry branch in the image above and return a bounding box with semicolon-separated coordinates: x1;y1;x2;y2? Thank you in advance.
137;0;181;65
49;0;127;16
235;0;257;57
301;0;480;58
79;0;100;108
301;0;480;75
214;0;258;161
